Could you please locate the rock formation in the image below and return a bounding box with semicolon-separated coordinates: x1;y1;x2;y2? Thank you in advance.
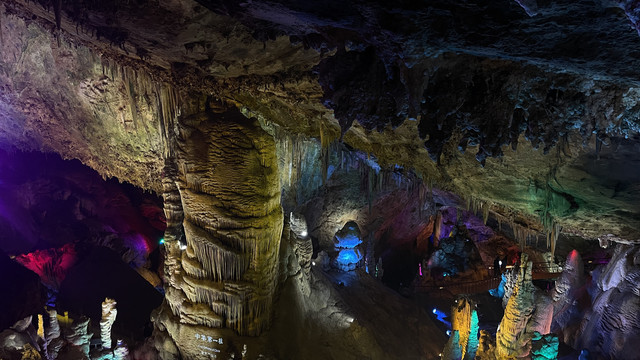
496;254;535;358
1;0;640;358
441;331;463;360
100;298;117;350
332;221;363;271
289;213;309;239
551;249;586;343
568;245;640;359
474;330;497;360
531;332;559;360
442;297;480;360
44;310;63;360
65;317;92;358
155;108;283;358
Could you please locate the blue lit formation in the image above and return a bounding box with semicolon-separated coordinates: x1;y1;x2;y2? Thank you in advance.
333;222;364;271
336;249;360;268
489;273;507;298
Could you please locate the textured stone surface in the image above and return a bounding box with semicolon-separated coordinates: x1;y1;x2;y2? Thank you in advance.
157;108;283;358
0;9;167;192
1;0;639;245
99;298;117;350
445;297;479;360
3;0;640;356
570;245;640;359
496;254;535;358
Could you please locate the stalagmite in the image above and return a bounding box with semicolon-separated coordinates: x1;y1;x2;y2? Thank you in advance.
113;340;129;360
527;293;554;336
100;298;118;350
442;297;479;360
45;310;63;360
550;250;585;336
36;315;44;340
289;212;308;239
496;254;535;358
475;330;497;360
441;330;463;360
434;211;443;246
66;317;92;358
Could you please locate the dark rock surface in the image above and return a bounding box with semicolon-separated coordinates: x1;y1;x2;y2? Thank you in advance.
57;247;163;339
0;251;45;331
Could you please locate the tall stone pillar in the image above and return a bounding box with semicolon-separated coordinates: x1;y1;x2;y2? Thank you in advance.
496;254;535;358
154;109;283;359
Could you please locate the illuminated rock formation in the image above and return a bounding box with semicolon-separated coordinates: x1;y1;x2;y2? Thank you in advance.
112;340;129;360
570;245;640;359
496;254;535;358
44;310;63;360
441;331;463;360
100;298;118;350
531;332;559;360
528;293;554;336
20;344;41;360
283;220;314;298
289;212;309;239
65;317;92;358
155;109;283;358
550;249;585;341
332;221;363;271
442;297;479;360
475;330;497;360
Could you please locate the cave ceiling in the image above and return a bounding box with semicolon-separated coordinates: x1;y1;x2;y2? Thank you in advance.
0;0;639;243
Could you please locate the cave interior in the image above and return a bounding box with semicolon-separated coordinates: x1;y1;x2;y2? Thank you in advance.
0;0;639;359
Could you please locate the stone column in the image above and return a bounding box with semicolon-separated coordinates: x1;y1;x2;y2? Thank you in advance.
154;109;283;359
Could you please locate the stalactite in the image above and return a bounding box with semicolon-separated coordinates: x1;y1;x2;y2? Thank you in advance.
434;211;442;245
320;122;329;185
53;0;62;30
511;222;536;251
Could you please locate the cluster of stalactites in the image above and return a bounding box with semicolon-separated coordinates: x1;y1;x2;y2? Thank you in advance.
465;196;491;225
98;57;180;159
267;118;433;213
546;222;561;257
339;150;431;213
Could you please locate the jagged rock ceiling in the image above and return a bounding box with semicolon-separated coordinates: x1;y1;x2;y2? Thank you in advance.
0;0;639;243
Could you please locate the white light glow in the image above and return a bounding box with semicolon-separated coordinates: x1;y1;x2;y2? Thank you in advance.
301;231;308;237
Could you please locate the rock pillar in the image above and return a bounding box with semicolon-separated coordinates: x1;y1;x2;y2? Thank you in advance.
154;109;283;359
